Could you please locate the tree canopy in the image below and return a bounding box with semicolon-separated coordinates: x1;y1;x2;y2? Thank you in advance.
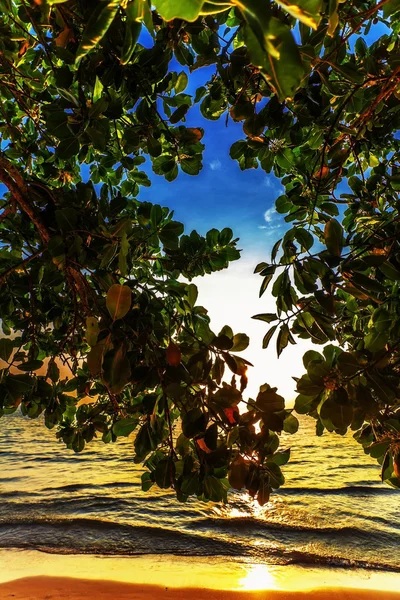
0;0;399;505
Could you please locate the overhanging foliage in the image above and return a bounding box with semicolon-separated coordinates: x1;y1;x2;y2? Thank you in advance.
0;0;399;503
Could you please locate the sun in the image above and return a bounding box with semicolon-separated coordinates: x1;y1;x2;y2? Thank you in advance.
238;564;278;591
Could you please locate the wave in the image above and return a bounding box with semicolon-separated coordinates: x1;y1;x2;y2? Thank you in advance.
40;481;138;493
281;485;397;496
266;549;400;574
1;514;399;557
190;516;400;543
0;517;241;557
0;516;399;574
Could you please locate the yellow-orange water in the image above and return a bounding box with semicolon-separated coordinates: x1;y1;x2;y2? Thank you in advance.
0;413;399;589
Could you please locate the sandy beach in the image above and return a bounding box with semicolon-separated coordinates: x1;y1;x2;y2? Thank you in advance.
1;552;400;600
1;577;400;600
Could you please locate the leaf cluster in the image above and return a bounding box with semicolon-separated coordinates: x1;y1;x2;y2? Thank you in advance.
1;0;400;501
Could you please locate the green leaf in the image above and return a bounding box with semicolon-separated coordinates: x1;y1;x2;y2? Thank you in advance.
154;458;175;489
175;71;189;94
186;283;198;308
262;324;277;349
203;475;227;502
121;4;142;66
271;239;282;262
147;136;162;157
106;284;132;320
229;456;248;490
379;261;400;281
330;63;364;84
0;338;13;362
324;218;344;257
154;0;205;21
6;374;34;401
56;137;80;159
337;352;360;376
219;227;233;245
17;360;43;372
266;462;284;488
320;397;353;430
270;448;290;466
295;229;314;251
57;88;79;107
85;317;100;348
297;374;322;398
141;472;154;492
303;350;324;369
150;204;163;228
382;0;400;17
294;394;314;414
231;333;249;352
252;313;278;324
113;417;138;437
180;155;202;175
200;1;232;15
276;323;290;357
230;140;247;160
213;334;233;350
372;308;392;333
327;0;339;36
159;221;184;249
75;0;119;63
181;472;200;495
243;114;265;137
102;345;131;394
89;98;109;119
48;362;60;383
259;273;274;297
364;330;388;353
170;105;190;125
283;413;299;434
93;76;104;103
256;386;285;413
244;18;304;101
134;423;157;462
274;0;322;29
55;208;77;232
182;408;208;438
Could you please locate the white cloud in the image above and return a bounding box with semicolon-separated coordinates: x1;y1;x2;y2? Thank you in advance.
264;177;284;194
264;177;274;188
194;257;311;403
264;207;276;223
258;225;267;230
209;159;222;171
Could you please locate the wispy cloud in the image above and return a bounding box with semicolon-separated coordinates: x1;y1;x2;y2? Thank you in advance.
264;177;274;188
209;159;222;171
264;207;276;223
259;206;283;236
264;177;284;193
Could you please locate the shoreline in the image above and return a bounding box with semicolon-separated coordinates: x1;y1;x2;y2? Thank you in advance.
1;577;400;600
1;550;400;596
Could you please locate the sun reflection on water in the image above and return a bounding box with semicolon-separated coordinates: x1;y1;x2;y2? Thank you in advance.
239;563;278;590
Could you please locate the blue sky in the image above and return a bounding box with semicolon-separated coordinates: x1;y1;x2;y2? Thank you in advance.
137;66;308;402
141;109;284;254
139;56;286;257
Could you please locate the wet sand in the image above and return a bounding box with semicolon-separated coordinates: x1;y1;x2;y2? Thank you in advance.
1;577;400;600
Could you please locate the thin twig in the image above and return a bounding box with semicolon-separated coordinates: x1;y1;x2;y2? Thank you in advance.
0;247;45;285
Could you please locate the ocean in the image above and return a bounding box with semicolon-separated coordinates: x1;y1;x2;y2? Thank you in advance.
0;412;399;574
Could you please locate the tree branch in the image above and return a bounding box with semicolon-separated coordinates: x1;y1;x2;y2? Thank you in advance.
0;247;45;286
0;156;50;244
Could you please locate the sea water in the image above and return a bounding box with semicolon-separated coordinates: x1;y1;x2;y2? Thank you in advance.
0;413;399;573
